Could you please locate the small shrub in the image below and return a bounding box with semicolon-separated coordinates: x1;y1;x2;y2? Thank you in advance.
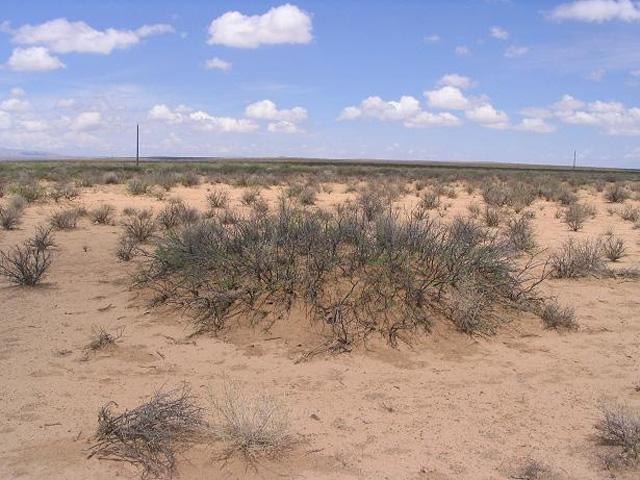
0;204;23;230
206;189;229;209
550;238;604;278
448;280;494;335
419;192;440;210
602;235;626;262
87;326;122;351
298;187;317;206
604;183;630;203
541;301;577;330
29;225;56;250
127;178;148;196
116;235;138;261
240;188;261;206
102;171;120;185
9;196;27;211
50;182;80;202
467;203;481;218
179;171;200;187
89;386;205;478
483;206;501;227
13;182;44;203
50;208;80;230
595;403;640;468
563;203;590;231
0;242;53;286
503;216;536;252
157;199;200;230
619;205;640;223
90;204;116;225
210;381;294;462
513;459;556;480
122;211;157;242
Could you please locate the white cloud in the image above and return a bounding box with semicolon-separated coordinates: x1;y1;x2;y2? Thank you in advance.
465;103;509;129
6;18;174;54
504;45;529;58
404;111;461;128
490;26;509;39
207;4;312;48
454;45;470;56
631;69;640;77
437;74;476;90
71;111;101;131
267;120;303;133
550;0;640;22
6;47;65;71
20;119;48;132
338;106;361;120
424;34;441;43
516;118;556;133
0;111;11;129
10;87;26;97
148;104;184;124
189;111;259;132
245;99;307;122
0;97;29;112
587;68;606;81
55;98;76;108
526;94;640;135
425;86;470;110
204;57;231;72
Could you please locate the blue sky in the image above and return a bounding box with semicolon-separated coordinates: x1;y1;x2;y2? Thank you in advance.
0;0;639;167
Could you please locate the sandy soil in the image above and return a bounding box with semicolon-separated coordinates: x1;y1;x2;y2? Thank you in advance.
0;181;639;480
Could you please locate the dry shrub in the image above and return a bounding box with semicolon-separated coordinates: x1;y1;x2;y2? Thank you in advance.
448;279;494;334
541;301;577;330
116;235;138;261
13;182;45;203
483;206;501;227
419;192;440;210
604;183;630;203
503;216;536;253
50;182;80;202
157;199;200;230
90;204;116;225
87;326;123;351
127;178;148;196
241;188;261;206
0;204;23;230
29;225;56;250
179;171;200;187
297;186;317;206
550;238;604;278
467;202;481;218
619;205;640;223
88;386;205;479
122;210;157;242
210;381;294;462
0;241;53;286
513;458;557;480
563;203;591;231
207;189;229;209
102;171;120;184
595;403;640;469
50;207;81;230
602;235;626;262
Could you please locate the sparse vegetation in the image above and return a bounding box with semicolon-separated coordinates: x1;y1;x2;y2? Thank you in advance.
88;386;205;478
50;207;81;230
86;326;122;351
127;178;148;196
90;204;116;225
550;238;604;278
0;241;53;286
206;189;229;209
604;183;630;203
0;204;23;230
562;203;591;231
122;210;157;242
595;403;640;469
602;235;626;262
541;301;578;330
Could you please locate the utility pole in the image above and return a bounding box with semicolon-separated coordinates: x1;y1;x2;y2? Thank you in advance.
573;150;576;170
136;124;140;167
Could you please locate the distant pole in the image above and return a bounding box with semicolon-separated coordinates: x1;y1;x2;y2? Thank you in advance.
136;124;140;167
573;150;577;170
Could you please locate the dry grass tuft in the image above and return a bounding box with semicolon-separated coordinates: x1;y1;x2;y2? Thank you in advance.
541;301;578;330
209;381;295;463
595;403;640;470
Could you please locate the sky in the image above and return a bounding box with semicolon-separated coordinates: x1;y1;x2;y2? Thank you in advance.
0;0;639;168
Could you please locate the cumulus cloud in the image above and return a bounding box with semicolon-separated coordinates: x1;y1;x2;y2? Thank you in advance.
465;103;510;129
550;0;640;22
587;68;606;81
4;18;174;54
404;111;461;128
6;46;65;71
490;26;509;39
267;120;303;133
0;111;11;129
55;98;76;108
204;57;231;72
424;86;470;110
424;34;441;43
516;118;556;133
437;74;476;89
245;99;307;122
148;104;259;132
504;45;529;58
525;94;640;135
454;45;470;56
1;95;29;112
207;4;312;48
70;111;102;131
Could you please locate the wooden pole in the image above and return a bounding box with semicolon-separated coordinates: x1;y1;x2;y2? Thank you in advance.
573;150;576;169
136;124;140;167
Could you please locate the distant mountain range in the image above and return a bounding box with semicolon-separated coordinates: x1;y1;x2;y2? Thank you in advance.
0;147;63;160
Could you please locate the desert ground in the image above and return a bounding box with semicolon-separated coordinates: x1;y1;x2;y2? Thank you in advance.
0;161;639;480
